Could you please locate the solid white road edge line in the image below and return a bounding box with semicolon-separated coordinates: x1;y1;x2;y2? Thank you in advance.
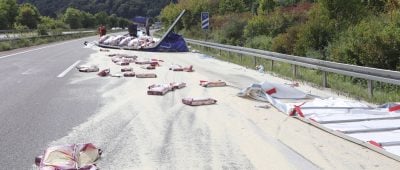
0;38;87;59
57;60;81;78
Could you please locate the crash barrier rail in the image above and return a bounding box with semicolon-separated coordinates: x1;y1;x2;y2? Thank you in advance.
186;38;400;97
0;29;97;42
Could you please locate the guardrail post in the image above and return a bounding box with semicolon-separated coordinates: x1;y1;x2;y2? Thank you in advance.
322;71;328;88
271;60;274;71
292;65;298;78
254;56;257;67
367;80;374;98
219;49;221;56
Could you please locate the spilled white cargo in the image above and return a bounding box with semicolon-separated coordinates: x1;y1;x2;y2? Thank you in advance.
238;80;400;158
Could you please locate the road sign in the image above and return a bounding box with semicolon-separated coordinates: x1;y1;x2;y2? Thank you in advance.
201;12;209;30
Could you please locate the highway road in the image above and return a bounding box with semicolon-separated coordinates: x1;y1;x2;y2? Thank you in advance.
0;36;104;169
1;35;400;169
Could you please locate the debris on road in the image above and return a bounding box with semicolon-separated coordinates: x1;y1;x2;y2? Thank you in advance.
255;65;264;73
76;65;99;72
121;67;133;72
169;64;194;72
135;60;159;65
97;69;110;77
99;49;109;52
123;72;135;77
200;80;227;87
147;84;171;95
182;97;217;106
147;82;186;95
136;73;157;78
141;65;156;70
285;82;300;87
35;143;102;170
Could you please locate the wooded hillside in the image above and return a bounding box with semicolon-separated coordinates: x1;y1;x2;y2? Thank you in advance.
160;0;400;71
18;0;170;18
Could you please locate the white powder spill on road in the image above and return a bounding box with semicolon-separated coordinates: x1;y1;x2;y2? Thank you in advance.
49;47;400;169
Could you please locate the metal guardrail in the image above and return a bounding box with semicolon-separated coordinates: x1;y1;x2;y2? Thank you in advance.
186;38;400;97
0;30;96;42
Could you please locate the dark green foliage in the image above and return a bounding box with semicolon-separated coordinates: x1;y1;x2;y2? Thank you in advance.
18;0;170;18
0;0;19;29
328;14;400;70
63;7;82;29
16;3;41;29
219;0;247;14
213;17;247;45
293;4;335;57
245;35;273;50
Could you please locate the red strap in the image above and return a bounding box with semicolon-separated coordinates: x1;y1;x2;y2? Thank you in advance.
389;104;400;112
368;140;382;148
289;102;306;117
265;88;277;95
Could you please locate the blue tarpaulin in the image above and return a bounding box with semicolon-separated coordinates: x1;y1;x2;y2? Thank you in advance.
150;32;188;52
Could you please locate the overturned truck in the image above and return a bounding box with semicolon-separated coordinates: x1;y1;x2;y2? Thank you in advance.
94;10;188;52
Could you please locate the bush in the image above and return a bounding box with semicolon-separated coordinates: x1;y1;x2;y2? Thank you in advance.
0;42;11;51
328;15;400;71
245;35;272;50
213;17;247;45
293;4;335;57
37;24;48;36
271;26;300;54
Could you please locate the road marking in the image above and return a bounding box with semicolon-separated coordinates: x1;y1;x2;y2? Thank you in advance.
0;38;87;59
57;60;81;78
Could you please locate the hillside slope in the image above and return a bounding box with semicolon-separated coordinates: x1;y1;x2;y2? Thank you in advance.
18;0;170;18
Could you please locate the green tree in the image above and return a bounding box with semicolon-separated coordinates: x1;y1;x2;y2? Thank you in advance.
108;14;118;28
63;7;83;29
81;12;95;28
0;0;19;29
16;3;41;29
219;0;246;14
257;0;276;14
294;4;335;57
40;16;68;29
328;14;400;70
94;11;109;26
319;0;367;29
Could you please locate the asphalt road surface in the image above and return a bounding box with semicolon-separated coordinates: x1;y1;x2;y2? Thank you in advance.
1;35;399;169
0;36;104;169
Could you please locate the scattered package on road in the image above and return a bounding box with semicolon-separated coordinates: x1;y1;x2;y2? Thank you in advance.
136;73;157;78
97;69;110;77
169;64;194;72
141;65;156;70
99;49;109;52
108;54;138;60
76;65;99;72
182;97;217;106
135;60;159;65
200;80;227;87
147;82;186;95
123;72;135;77
35;143;102;170
121;67;133;72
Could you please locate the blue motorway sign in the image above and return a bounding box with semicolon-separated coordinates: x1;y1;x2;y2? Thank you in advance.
201;12;209;30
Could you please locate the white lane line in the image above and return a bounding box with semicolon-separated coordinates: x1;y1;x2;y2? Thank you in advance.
57;60;81;78
0;38;88;59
